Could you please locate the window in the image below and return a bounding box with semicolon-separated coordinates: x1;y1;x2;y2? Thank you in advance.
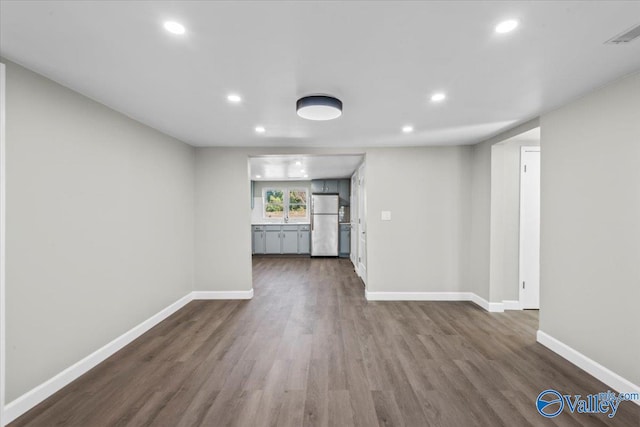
263;187;308;220
288;189;307;218
264;189;285;218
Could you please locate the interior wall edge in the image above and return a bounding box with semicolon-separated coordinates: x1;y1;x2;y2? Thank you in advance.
537;330;640;405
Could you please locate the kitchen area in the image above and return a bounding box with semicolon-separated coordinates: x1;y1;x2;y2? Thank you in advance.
251;178;351;257
249;155;364;264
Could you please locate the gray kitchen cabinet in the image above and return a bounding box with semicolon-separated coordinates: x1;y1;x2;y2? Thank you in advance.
311;179;339;194
252;224;311;255
282;226;299;253
310;180;325;194
338;179;350;206
298;225;310;254
265;226;282;253
324;180;339;193
252;225;265;254
339;224;350;257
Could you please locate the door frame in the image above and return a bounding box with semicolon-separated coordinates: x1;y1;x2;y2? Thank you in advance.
357;162;367;285
1;62;7;424
518;146;541;309
350;172;358;268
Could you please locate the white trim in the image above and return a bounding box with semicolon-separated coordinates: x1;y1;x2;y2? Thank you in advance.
0;62;6;426
470;293;505;312
537;330;640;406
1;288;254;425
364;291;506;312
365;291;472;301
192;289;254;300
502;300;522;310
3;293;191;425
518;146;541;309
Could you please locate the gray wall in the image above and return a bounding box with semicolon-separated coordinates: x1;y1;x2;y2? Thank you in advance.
539;71;640;385
4;60;195;401
195;148;253;292
490;138;539;302
468;140;492;300
365;147;471;292
195;146;473;294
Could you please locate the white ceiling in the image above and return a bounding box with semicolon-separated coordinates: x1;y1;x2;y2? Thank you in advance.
249;155;364;181
1;1;639;147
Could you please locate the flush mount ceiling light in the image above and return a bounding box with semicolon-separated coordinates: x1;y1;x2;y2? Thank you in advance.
495;19;519;34
227;94;242;103
163;21;186;35
402;125;414;133
431;92;446;102
255;126;266;133
296;95;342;121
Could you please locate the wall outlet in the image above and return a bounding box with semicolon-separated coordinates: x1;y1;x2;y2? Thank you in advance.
381;211;391;221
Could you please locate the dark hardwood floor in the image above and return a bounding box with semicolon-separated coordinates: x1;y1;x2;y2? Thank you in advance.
11;257;639;426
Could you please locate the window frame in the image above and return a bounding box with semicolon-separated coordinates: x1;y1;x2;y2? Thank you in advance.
262;186;309;221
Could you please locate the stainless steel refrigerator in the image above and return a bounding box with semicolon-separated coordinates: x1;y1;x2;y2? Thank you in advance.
311;194;339;256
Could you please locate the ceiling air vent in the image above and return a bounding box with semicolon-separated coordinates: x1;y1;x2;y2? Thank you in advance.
605;23;640;44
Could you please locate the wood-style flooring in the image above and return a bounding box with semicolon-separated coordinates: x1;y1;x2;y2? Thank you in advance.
11;257;639;426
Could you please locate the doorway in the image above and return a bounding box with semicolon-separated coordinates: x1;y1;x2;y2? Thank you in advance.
489;127;540;310
519;147;541;309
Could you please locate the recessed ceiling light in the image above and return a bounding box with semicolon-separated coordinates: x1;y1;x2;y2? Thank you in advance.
431;92;446;102
297;95;342;121
495;19;519;34
227;94;242;103
255;126;266;133
304;174;309;178
402;125;414;133
295;161;302;166
300;169;305;173
256;175;261;178
163;21;186;35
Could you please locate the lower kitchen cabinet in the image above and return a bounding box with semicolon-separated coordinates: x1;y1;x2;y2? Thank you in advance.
265;227;282;253
281;226;299;253
298;225;310;254
252;224;310;255
339;224;351;258
252;226;265;254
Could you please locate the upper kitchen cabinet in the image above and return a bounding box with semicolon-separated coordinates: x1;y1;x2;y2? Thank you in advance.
311;179;350;205
311;179;338;194
338;179;350;206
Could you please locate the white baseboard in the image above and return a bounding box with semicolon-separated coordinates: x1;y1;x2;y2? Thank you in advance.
502;300;522;310
537;330;640;406
192;289;254;300
469;293;504;312
365;290;472;301
364;291;507;312
2;288;254;425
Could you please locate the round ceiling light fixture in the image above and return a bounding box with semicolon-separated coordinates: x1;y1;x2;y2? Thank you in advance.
296;95;342;121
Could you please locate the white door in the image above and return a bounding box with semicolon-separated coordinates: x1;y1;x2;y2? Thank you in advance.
357;164;367;283
350;172;358;266
519;147;541;309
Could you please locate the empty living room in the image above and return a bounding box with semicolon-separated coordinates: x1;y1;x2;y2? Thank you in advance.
0;1;639;426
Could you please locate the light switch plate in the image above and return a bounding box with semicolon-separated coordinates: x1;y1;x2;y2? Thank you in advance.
381;211;391;221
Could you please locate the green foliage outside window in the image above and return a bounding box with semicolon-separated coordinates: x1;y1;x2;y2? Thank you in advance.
263;188;308;218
